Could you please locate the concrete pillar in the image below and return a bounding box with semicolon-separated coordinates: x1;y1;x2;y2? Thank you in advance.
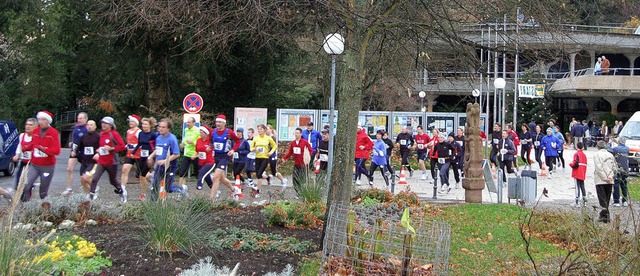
426;94;438;112
603;96;625;116
569;52;577;77
626;54;638;76
589;50;595;66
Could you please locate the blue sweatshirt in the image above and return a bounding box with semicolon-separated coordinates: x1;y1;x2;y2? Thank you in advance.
541;134;561;157
302;129;322;153
371;139;387;166
234;138;251;163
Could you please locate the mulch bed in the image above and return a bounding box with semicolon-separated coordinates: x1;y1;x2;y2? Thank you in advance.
75;206;322;275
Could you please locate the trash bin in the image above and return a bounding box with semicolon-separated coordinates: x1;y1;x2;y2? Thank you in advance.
520;170;538;204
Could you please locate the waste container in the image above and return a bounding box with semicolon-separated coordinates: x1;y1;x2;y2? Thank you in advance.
520;170;537;204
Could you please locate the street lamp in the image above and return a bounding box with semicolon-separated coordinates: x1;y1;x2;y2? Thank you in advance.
418;91;426;133
323;33;344;194
472;89;480;103
494;78;506;128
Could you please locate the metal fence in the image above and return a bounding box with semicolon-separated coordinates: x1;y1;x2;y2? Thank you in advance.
322;203;451;275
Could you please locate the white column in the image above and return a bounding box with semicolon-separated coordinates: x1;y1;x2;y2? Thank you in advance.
569;52;577;77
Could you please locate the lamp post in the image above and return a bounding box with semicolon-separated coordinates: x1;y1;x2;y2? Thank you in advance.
494;78;506;128
472;89;480;103
323;33;344;194
419;91;426;133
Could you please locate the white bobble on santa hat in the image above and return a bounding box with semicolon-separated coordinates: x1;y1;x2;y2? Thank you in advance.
37;110;54;124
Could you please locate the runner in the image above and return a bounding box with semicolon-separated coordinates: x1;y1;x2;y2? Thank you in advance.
178;116;200;189
265;124;287;186
413;125;431;180
244;128;257;186
447;134;463;189
73;120;100;194
395;126;414;177
533;125;545;171
506;124;520;170
232;128;251;184
301;122;322;170
250;124;278;197
147;118;187;201
354;122;373;185
21;110;61;202
369;130;390;187
519;123;533;169
433;134;455;193
136;117;158;200
382;132;395;176
497;130;517;186
63;112;88;195
194;125;214;194
553;125;566;171
541;127;562;174
209;114;243;199
88;117;126;202
489;123;502;168
453;127;465;179
316;129;330;174
282;128;313;192
427;128;440;183
12;118;36;189
120;114;142;192
569;142;587;207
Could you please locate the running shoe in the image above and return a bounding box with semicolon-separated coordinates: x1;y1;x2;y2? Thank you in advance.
88;192;97;201
247;182;258;190
120;186;128;203
455;182;460;189
446;185;452;194
613;203;621;207
216;191;221;198
181;185;188;198
369;181;374;186
623;202;629;207
355;180;362;186
61;188;73;196
281;178;288;187
421;172;427;180
409;170;413;177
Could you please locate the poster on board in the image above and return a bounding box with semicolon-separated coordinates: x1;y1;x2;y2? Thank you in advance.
391;112;423;139
358;111;389;139
458;114;487;133
277;109;317;141
234;107;268;138
320;110;338;135
426;114;455;136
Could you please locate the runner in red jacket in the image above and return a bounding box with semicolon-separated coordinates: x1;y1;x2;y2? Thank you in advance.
354;123;373;185
283;128;312;191
88;117;127;202
569;142;588;206
21;111;61;202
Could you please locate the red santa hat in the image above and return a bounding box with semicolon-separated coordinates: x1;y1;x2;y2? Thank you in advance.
199;125;212;135
37;110;54;124
216;114;226;124
128;114;141;126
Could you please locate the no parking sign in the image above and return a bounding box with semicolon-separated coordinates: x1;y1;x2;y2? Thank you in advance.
183;93;203;114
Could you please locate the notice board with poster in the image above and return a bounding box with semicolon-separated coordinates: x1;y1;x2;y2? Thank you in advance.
358;111;390;139
390;112;423;139
457;113;488;133
426;113;456;136
234;107;268;138
319;110;338;135
276;109;317;141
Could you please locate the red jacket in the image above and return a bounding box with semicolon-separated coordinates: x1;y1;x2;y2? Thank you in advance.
354;129;373;159
97;130;126;166
31;126;61;166
195;137;214;166
414;133;431;151
570;149;587;181
283;138;312;166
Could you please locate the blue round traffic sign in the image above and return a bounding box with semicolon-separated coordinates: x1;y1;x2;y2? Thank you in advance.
183;93;203;114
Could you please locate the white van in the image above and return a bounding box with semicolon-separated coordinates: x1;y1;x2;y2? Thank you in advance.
618;111;640;174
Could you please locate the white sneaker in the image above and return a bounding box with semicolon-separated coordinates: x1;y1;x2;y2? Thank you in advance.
216;191;221;198
62;188;73;196
282;178;288;187
120;186;128;203
446;185;452;194
247;182;258;190
623;202;629;207
455;182;460;189
421;173;427;180
355;180;362;185
181;185;188;197
613;203;621;207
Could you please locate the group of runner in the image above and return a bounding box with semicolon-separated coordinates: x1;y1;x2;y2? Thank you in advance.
5;111;294;203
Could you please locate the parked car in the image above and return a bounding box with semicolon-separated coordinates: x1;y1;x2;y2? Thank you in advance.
0;121;19;176
617;112;640;175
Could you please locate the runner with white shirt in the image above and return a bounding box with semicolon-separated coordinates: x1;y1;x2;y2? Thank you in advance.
12;118;36;189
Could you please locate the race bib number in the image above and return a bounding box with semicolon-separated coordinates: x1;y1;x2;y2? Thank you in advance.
198;152;207;160
140;150;150;158
247;152;256;159
233;152;239;159
34;148;47;158
456;141;463;147
214;142;224;151
534;141;540;146
72;143;78;151
500;149;508;155
293;147;301;155
551;142;557;148
400;140;407;146
21;151;32;160
155;147;164;156
256;147;266;154
319;154;329;161
417;144;424;149
98;147;109;156
493;138;499;145
438;158;446;164
84;147;94;155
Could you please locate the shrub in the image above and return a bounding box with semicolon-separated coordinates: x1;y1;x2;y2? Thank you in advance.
352;188;393;203
181;257;295;276
392;191;421;209
263;201;326;229
31;232;112;275
137;200;211;256
294;171;326;204
14;194;126;225
361;196;381;209
208;227;315;253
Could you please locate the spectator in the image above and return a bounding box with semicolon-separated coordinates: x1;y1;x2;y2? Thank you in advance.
594;57;602;75
593;141;615;223
601;55;610;75
571;120;585;150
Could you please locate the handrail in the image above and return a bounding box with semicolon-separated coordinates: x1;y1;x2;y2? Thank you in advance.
561;68;640;78
459;23;637;35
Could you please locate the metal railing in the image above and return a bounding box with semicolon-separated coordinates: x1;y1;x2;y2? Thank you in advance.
460;23;638;35
561;68;640;78
55;110;80;126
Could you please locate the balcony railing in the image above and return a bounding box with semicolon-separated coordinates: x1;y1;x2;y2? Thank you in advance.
459;23;638;35
561;68;640;78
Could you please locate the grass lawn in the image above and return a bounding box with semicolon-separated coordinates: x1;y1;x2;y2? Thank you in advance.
629;176;640;200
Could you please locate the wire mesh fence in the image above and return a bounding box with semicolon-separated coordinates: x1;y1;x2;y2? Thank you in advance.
321;203;451;275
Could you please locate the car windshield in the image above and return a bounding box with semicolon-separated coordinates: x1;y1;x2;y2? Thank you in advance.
619;121;640;140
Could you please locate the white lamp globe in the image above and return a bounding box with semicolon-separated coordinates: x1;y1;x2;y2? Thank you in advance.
494;78;506;89
472;89;480;97
323;33;345;55
418;91;426;98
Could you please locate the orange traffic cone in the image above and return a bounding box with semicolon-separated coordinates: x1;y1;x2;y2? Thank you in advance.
314;159;321;174
539;161;549;177
234;175;245;199
397;167;408;185
159;180;167;200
